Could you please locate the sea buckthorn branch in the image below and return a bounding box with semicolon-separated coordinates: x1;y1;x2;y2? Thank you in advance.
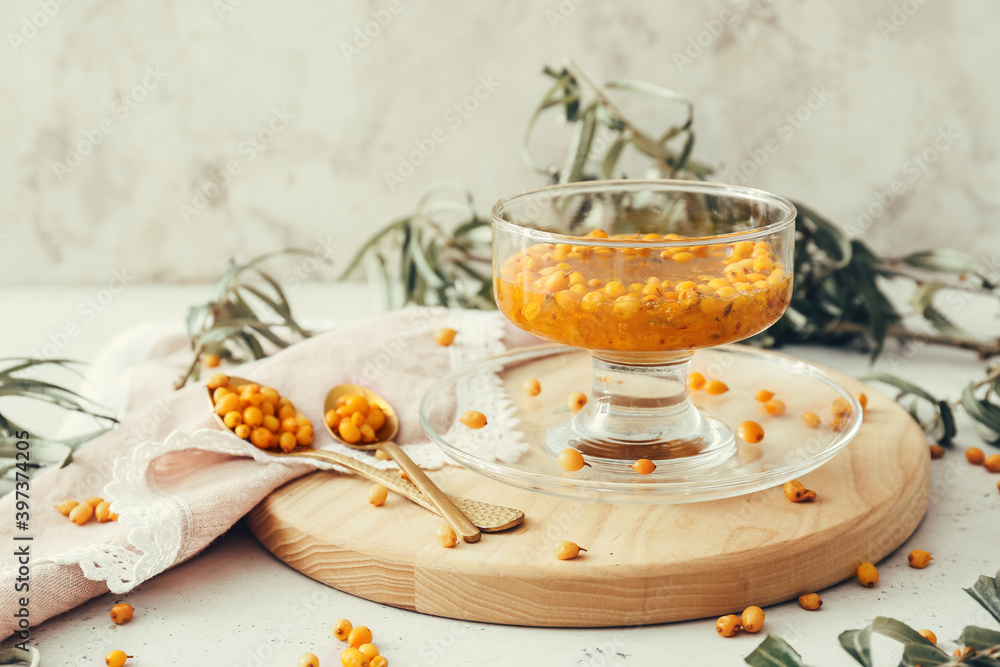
0;358;117;477
173;249;321;389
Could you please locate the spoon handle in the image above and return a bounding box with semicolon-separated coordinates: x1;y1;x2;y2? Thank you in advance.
379;441;481;543
278;448;522;533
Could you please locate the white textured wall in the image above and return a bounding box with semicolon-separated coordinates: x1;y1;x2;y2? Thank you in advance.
3;0;998;285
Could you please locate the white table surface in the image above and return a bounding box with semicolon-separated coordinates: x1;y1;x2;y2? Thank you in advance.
2;284;998;667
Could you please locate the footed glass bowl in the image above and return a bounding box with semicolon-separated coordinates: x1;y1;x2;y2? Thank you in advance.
492;180;796;470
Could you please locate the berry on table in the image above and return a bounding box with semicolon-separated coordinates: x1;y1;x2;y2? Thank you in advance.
459;411;487;429
737;421;764;444
358;644;379;659
110;603;134;624
105;650;132;667
783;480;816;503
967;447;985;465
55;499;79;516
705;380;729;396
368;484;388;507
558;448;586;472
716;614;740;637
436;525;458;548
567;392;588;411
553;541;586;560
908;549;933;569
755;390;774;403
802;412;821;429
340;648;370;667
69;503;94;525
348;625;373;649
632;459;656;474
333;618;353;641
522;377;542;396
857;562;879;587
299;653;320;667
434;328;457;347
764;398;786;416
687;372;706;390
797;593;822;610
740;606;765;633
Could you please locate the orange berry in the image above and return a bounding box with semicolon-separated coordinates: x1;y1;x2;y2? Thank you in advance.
95;501;114;523
857;562;879;587
435;327;457;346
339;421;362;444
558;448;585;472
798;593;822;610
84;496;104;508
755;390;774;403
69;503;94;525
783;479;816;502
436;525;458;548
262;415;281;433
985;454;1000;473
325;410;341;429
522;378;542;396
298;653;319;667
278;405;296;421
333;618;353;641
278;432;297;452
366;408;385;431
741;606;765;633
368;484;388;506
296;426;314;446
832;397;851;416
234;424;251;439
110;603;134;624
358;644;379;660
716;614;740;637
203;353;221;368
344;394;370;416
243;406;263;427
802;412;821;429
764;399;786;416
929;444;945;459
553;541;586;560
632;459;656;474
359;424;376;442
206;372;229;389
967;447;985;465
351;411;366;427
223;411;242;429
341;648;369;667
908;549;933;569
348;626;373;649
567;392;588;411
705;380;729;395
214;393;240;416
688;372;706;390
250;427;273;449
261;401;275;417
55;499;79;516
460;410;487;429
918;629;936;645
857;392;868;410
738;421;765;444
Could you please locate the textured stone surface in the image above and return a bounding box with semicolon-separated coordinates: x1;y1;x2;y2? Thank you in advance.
3;0;998;284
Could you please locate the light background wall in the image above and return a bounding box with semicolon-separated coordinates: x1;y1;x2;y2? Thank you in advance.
3;0;998;285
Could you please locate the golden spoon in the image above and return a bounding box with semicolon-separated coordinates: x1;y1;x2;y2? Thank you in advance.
206;378;511;536
323;383;481;543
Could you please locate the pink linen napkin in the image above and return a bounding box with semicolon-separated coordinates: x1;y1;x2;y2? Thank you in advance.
0;307;530;640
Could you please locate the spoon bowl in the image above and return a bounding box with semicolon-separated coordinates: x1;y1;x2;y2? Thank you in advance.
323;383;399;447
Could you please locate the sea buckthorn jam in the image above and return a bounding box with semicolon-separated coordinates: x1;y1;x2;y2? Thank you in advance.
495;230;791;352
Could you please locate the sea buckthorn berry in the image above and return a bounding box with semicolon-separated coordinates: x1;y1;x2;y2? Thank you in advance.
908;549;933;569
705;380;729;395
460;410;487;429
95;501;114;523
553;541;586;560
798;593;822;610
436;525;458;548
375;449;391;461
741;606;765;633
234;424;251;439
370;657;388;667
324;410;340;428
278;432;297;452
358;644;379;659
716;614;740;637
738;421;765;444
339;421;362;444
918;629;936;645
954;647;974;658
340;648;369;667
250;427;273;449
783;480;816;503
368;484;388;507
632;459;656;474
206;372;229;389
966;447;985;464
224;411;242;429
70;503;94;525
688;372;706;390
109;603;134;625
435;328;457;346
344;395;370;415
299;653;320;667
764;399;786;416
986;454;1000;473
262;415;281;433
56;499;79;516
522;378;542;396
857;392;868;410
755;390;775;403
360;424;376;442
294;425;314;447
857;562;879;587
215;393;240;416
84;496;104;508
213;386;232;403
929;444;945;459
105;650;132;667
366;408;386;431
351;411;366;428
278;404;296;421
567;392;588;411
802;412;821;429
243;406;263;427
558;448;586;472
333;619;353;641
832;398;851;416
203;353;221;368
348;626;373;649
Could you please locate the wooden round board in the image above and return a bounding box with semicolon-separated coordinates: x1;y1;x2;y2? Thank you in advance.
247;352;929;628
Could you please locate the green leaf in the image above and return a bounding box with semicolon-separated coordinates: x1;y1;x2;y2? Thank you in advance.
963;384;1000;435
364;250;392;310
522;71;577;174
912;282;971;339
900;249;987;279
0;645;40;666
560;103;597;184
794;201;852;269
965;572;1000;624
410;226;446;288
898;643;950;667
960;626;1000;651
605;79;693;125
601;132;629;179
839;625;873;666
336;217;408;280
865;374;940;404
872;616;935;646
744;635;803;667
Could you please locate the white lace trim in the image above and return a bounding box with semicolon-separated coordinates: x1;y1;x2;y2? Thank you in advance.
49;309;520;594
444;311;529;464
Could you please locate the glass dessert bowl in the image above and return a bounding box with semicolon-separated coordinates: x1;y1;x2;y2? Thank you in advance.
492;180;797;470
